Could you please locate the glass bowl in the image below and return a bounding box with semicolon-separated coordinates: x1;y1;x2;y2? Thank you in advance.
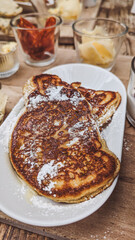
72;18;128;71
10;13;62;67
0;41;19;79
44;0;83;24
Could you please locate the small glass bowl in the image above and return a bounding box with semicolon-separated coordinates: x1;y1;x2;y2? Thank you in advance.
10;13;62;67
44;0;83;24
72;18;128;71
0;41;19;79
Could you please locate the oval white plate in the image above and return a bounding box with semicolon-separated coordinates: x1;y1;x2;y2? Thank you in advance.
0;63;126;226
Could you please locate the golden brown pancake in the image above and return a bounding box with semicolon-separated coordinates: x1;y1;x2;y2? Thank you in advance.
9;74;120;203
71;82;121;128
23;75;121;129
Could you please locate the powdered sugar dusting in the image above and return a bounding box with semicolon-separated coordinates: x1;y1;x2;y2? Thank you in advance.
43;181;56;193
89;227;115;239
37;160;64;186
97;105;115;127
28;95;47;109
66;137;79;146
19;140;40;171
123;137;132;151
28;85;85;109
68;121;88;138
54;120;60;126
67;118;98;143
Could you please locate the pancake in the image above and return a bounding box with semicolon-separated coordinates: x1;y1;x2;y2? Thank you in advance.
71;82;121;128
9;74;120;203
24;76;121;128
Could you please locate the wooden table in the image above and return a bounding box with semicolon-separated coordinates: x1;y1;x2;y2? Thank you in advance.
0;1;135;239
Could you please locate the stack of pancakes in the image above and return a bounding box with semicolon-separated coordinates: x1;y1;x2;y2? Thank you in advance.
9;74;121;203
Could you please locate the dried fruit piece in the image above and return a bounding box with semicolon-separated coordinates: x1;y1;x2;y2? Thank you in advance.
17;16;56;60
18;17;37;29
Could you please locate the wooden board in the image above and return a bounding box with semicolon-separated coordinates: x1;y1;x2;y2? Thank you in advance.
0;48;135;240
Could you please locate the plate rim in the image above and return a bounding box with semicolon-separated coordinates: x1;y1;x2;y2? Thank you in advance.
45;62;126;92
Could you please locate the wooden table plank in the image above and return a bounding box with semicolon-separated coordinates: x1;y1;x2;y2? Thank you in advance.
0;49;135;240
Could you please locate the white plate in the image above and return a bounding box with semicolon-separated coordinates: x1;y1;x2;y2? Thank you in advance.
0;63;126;227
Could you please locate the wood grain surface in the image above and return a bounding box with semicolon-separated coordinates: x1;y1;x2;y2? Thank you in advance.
0;0;135;239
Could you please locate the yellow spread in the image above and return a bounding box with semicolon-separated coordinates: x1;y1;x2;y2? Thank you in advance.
1;42;17;54
0;42;17;72
79;26;115;68
48;0;82;21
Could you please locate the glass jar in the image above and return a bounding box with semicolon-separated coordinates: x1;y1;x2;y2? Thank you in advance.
0;41;19;78
45;0;83;24
127;56;135;127
11;13;62;67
